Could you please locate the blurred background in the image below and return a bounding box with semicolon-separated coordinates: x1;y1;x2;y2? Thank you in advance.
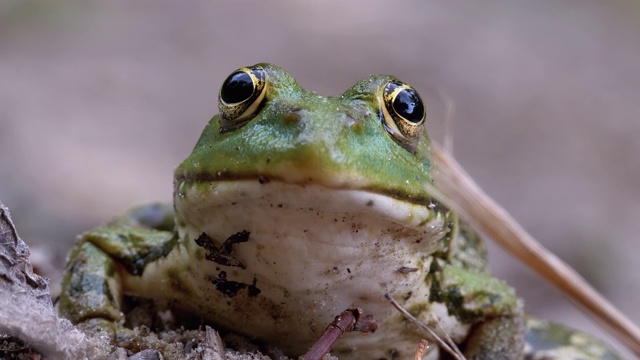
1;0;639;357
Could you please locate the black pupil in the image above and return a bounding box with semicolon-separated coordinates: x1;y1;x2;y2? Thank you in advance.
221;71;254;104
393;87;424;123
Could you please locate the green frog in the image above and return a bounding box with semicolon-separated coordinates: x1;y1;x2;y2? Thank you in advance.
59;64;622;359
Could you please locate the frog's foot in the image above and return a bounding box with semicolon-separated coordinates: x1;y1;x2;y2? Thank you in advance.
462;314;527;359
523;318;623;360
57;241;143;346
58;206;178;334
58;241;124;324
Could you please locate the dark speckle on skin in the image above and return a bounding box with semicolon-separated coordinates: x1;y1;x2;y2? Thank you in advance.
247;277;261;297
194;231;249;268
366;199;374;207
211;271;261;298
221;230;250;253
397;266;419;274
211;271;244;297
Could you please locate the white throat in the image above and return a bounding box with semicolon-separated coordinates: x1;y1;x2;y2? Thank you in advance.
168;180;453;356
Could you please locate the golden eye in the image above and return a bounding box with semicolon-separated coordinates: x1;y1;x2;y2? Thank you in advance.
218;66;267;133
380;80;426;152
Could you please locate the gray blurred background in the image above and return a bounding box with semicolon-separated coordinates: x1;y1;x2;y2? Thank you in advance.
1;1;638;357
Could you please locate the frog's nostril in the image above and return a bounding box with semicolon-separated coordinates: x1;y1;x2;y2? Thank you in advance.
346;114;358;127
282;111;302;125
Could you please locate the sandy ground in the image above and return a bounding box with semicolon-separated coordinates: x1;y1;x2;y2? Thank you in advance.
1;1;639;358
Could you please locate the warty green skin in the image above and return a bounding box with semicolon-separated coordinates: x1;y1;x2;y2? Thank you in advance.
59;64;622;360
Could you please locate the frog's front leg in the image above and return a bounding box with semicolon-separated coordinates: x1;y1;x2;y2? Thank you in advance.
59;240;124;325
429;262;527;359
59;204;178;330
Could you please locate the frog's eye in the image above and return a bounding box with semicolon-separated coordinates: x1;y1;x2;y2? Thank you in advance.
218;66;267;133
380;80;426;152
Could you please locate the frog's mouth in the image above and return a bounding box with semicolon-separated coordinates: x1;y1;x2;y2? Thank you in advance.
173;176;449;244
174;171;446;212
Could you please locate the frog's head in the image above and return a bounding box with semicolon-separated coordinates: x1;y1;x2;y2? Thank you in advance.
173;63;451;257
172;64;451;355
174;63;436;203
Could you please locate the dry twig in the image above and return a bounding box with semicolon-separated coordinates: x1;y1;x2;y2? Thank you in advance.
301;308;377;360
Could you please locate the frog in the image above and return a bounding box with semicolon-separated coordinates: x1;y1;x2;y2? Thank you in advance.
58;63;623;360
